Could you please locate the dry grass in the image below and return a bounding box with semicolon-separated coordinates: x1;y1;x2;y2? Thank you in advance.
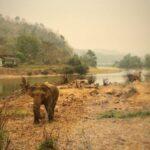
1;82;150;149
89;67;123;74
0;103;10;150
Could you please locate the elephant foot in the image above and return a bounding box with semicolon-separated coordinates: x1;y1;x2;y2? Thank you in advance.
34;120;40;124
48;117;54;123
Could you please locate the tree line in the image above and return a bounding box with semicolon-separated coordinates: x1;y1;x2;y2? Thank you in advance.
63;50;97;75
0;14;98;75
115;54;150;69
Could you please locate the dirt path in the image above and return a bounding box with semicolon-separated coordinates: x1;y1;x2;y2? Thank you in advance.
1;82;150;149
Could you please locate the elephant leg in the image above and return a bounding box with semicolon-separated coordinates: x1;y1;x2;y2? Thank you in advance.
33;103;40;124
44;103;54;121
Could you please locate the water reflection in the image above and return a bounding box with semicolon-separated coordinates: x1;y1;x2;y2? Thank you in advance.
0;70;149;98
0;76;62;98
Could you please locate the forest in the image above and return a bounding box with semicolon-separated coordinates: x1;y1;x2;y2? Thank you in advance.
0;14;73;65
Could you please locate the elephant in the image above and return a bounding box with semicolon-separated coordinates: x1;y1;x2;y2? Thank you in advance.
27;82;59;124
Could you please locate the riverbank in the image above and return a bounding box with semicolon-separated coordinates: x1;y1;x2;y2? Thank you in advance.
89;66;123;74
0;74;62;79
0;81;150;149
0;66;123;79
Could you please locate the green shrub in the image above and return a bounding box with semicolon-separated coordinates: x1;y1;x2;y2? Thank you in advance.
38;139;57;150
87;75;96;84
74;64;89;75
98;110;150;119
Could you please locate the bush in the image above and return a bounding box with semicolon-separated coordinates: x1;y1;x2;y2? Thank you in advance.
62;66;74;74
38;127;58;150
66;55;89;75
38;139;56;150
87;75;96;84
74;64;89;75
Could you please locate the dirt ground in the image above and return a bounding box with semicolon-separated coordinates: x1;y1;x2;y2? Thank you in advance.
1;81;150;150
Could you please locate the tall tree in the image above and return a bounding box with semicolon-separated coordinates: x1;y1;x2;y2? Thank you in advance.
16;34;41;62
118;54;142;69
144;54;150;68
82;50;97;67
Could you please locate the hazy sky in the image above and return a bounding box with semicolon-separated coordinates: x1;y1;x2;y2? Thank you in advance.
0;0;150;55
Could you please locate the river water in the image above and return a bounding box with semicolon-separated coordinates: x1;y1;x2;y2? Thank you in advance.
0;70;149;98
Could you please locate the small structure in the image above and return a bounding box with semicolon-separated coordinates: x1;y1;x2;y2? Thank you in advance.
0;55;17;67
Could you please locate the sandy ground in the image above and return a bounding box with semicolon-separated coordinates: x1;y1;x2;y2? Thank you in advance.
1;81;150;150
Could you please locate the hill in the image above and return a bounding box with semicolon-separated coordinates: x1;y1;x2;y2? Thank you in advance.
0;14;73;65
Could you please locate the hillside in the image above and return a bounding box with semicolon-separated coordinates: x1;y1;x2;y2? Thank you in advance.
0;14;73;65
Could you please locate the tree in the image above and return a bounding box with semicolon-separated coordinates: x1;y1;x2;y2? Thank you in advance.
82;50;97;67
118;54;142;69
67;54;81;66
16;34;41;62
15;16;20;22
67;55;89;75
144;54;150;68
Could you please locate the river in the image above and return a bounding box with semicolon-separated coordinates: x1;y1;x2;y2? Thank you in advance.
0;70;149;98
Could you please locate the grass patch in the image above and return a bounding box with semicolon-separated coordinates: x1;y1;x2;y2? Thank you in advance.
38;139;57;150
0;129;10;149
97;110;150;119
6;109;31;118
0;103;10;149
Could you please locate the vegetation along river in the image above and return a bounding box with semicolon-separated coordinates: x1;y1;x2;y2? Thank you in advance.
0;70;149;98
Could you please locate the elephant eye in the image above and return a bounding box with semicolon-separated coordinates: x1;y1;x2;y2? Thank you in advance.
30;86;36;92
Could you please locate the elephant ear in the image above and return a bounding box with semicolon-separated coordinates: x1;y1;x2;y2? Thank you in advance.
41;85;51;99
27;85;36;97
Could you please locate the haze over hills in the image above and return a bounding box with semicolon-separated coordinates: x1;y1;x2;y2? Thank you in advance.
75;49;125;66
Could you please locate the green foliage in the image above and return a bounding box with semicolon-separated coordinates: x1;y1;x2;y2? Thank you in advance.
63;65;74;74
87;75;96;84
68;54;81;66
16;34;41;62
144;54;150;68
38;139;56;150
74;64;88;75
98;110;150;119
81;50;97;67
0;14;73;65
118;54;143;69
67;55;89;75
